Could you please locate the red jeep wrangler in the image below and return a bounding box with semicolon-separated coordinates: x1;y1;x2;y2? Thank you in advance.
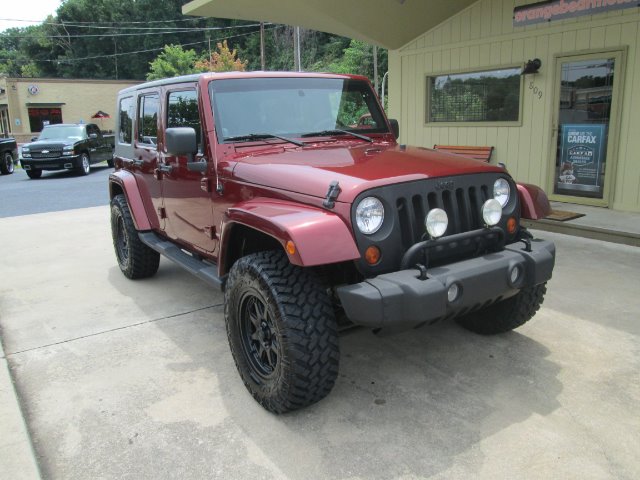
109;72;555;413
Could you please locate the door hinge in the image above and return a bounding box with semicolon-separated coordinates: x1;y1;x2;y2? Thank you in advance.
157;207;166;219
204;225;216;239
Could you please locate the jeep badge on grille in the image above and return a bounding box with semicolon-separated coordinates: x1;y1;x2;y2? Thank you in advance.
435;180;454;190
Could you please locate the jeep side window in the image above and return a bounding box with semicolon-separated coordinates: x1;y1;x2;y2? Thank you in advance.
118;96;133;144
137;94;159;146
167;90;201;152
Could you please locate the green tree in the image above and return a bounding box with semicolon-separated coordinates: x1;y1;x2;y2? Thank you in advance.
147;44;198;80
326;39;388;82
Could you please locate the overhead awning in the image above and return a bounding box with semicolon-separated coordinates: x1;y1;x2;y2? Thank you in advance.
26;102;66;106
183;0;476;50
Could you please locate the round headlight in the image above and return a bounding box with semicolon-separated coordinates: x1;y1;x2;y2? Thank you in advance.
493;178;510;207
482;199;502;226
355;197;384;235
425;208;448;238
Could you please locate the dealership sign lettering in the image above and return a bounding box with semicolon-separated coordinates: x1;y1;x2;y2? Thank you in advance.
558;124;606;193
514;0;639;27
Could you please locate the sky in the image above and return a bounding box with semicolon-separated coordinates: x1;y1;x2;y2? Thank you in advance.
0;0;63;32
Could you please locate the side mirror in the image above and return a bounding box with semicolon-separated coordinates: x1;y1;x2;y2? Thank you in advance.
31;136;38;142
165;127;197;157
389;119;399;140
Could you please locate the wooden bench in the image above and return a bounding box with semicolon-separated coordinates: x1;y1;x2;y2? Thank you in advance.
433;145;494;163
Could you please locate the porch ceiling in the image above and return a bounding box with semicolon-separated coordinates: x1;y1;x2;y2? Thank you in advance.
183;0;476;50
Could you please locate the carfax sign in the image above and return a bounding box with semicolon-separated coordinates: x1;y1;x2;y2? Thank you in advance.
558;124;606;193
514;0;639;27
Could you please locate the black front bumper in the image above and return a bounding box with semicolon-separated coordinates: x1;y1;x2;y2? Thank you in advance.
336;238;555;329
21;155;81;171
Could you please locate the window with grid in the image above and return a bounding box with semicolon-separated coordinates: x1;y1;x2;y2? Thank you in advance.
428;68;521;123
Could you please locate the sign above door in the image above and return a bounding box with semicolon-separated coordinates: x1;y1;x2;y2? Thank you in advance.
514;0;638;27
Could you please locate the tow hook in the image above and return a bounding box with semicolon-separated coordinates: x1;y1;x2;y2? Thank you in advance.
415;263;428;281
519;228;533;252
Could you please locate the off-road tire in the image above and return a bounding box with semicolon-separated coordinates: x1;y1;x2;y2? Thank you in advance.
78;152;91;176
1;152;14;175
107;157;114;168
225;250;340;413
26;168;42;179
110;194;160;279
456;283;547;335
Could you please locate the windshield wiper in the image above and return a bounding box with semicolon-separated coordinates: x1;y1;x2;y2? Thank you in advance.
223;133;305;147
300;129;373;142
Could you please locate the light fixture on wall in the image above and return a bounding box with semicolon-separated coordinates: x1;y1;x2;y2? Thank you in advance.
521;58;542;75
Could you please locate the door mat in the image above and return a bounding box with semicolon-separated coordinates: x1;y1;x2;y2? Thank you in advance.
545;210;586;221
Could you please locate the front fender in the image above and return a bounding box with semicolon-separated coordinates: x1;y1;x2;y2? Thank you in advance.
517;183;552;220
222;198;360;268
109;170;156;230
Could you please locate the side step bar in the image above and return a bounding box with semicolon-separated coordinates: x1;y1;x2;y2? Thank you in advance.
138;231;225;290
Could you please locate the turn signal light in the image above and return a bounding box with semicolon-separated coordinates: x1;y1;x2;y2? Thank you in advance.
364;246;381;265
507;217;518;234
285;240;296;255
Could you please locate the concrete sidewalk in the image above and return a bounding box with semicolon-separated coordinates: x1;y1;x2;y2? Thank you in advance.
523;201;640;247
1;206;639;479
0;340;41;479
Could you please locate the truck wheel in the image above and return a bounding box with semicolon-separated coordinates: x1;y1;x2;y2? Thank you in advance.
456;283;547;335
78;153;91;175
1;152;14;175
225;250;340;413
107;157;114;168
110;194;160;279
26;168;42;179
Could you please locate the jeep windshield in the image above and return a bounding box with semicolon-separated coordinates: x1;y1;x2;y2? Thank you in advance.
38;126;85;141
209;77;389;144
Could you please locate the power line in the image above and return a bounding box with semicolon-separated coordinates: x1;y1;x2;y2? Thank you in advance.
4;23;267;39
0;26;280;64
0;17;208;25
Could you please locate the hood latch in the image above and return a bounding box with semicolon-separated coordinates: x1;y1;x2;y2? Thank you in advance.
323;181;341;209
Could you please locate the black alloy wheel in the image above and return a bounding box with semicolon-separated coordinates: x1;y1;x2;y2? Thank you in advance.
239;291;281;379
1;152;14;175
225;250;340;413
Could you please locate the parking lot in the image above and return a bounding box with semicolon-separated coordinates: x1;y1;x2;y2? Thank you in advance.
1;193;639;478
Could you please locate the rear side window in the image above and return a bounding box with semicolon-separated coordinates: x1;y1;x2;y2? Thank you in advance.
167;90;201;150
87;124;101;137
137;94;159;145
118;96;134;144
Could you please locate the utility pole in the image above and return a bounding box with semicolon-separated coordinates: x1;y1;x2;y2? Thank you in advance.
260;22;265;70
113;37;118;80
293;26;302;72
373;45;378;95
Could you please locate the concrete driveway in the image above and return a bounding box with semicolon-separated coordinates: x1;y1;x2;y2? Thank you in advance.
1;206;639;479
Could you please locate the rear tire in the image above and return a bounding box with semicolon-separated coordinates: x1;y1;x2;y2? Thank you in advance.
110;194;159;279
1;152;14;175
456;283;547;335
225;250;340;413
26;168;42;179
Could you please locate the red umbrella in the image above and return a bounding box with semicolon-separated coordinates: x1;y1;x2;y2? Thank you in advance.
91;110;110;119
91;111;110;130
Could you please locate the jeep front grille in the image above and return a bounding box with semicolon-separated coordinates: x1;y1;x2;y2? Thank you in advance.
350;173;519;277
396;184;490;250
